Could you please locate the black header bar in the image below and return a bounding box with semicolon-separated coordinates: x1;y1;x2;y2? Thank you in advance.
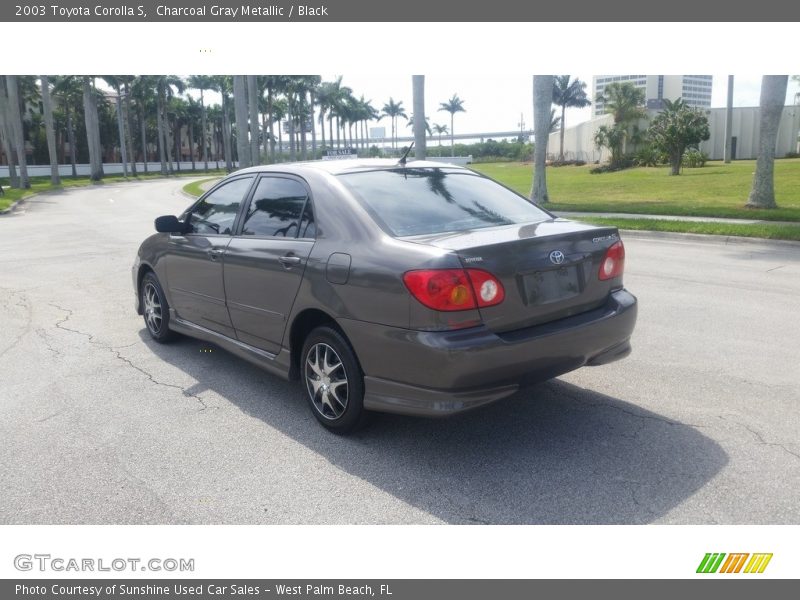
2;0;798;22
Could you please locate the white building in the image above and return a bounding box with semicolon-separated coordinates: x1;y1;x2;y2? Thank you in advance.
549;106;800;163
593;75;713;117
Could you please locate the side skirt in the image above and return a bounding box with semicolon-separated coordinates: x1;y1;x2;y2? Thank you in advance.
169;313;293;381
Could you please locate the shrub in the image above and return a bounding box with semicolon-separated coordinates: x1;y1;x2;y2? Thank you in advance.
590;158;635;174
634;145;665;167
682;149;708;168
550;159;587;167
784;151;800;159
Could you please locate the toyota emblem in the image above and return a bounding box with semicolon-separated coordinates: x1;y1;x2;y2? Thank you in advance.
549;250;565;265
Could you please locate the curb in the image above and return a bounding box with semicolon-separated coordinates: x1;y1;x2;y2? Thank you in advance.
618;228;800;249
0;198;25;215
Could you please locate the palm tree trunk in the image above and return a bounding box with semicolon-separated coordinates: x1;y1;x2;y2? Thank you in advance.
531;75;554;203
221;92;233;171
139;108;149;173
412;75;426;160
287;93;296;161
156;85;168;175
277;120;283;160
40;76;61;185
172;117;180;172
329;115;334;151
319;107;326;152
123;81;137;176
267;89;275;161
559;104;566;161
200;87;208;172
310;90;317;157
66;104;77;177
450;113;454;157
746;75;789;209
247;75;259;165
82;77;104;181
115;91;129;177
189;121;195;171
6;76;30;188
233;76;250;167
0;86;20;188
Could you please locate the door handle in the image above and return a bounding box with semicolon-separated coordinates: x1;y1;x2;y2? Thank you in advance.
208;248;225;261
278;255;302;268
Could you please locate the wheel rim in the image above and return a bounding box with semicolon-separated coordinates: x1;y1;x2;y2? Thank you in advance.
305;343;348;420
143;282;163;334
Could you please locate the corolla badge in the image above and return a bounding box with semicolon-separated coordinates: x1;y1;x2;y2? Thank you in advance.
549;250;565;265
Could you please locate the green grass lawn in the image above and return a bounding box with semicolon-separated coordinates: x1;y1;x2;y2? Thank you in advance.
0;170;228;212
471;159;800;222
182;177;222;197
579;217;800;242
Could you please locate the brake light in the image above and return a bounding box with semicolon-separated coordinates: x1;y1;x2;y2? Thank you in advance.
403;268;505;311
598;241;625;280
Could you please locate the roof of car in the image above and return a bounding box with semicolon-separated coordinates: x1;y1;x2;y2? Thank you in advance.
233;158;470;177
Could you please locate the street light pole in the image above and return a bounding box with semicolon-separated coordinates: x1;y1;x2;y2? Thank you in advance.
724;75;734;164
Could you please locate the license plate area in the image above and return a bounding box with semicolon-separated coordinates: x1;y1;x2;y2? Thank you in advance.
522;264;583;305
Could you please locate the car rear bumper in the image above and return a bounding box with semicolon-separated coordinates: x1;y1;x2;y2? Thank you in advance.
341;288;637;417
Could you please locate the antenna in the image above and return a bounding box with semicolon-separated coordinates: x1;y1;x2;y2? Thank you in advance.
398;142;415;166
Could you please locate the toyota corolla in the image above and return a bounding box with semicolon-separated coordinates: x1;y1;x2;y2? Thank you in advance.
133;159;637;432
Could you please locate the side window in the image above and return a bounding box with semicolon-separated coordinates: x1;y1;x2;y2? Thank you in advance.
189;176;254;235
242;177;311;238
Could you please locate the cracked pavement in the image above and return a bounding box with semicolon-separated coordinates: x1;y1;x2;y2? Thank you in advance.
1;179;799;524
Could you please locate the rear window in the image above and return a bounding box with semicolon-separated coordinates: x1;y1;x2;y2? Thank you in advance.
337;168;550;236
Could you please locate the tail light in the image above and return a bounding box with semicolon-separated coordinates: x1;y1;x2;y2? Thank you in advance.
403;268;505;312
598;241;625;281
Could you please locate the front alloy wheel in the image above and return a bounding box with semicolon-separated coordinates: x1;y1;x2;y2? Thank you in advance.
140;272;175;343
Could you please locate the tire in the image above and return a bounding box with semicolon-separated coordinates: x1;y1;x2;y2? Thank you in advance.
141;271;176;343
301;326;367;434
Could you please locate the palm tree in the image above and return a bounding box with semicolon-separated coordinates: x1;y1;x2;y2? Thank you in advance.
746;75;789;209
360;97;378;151
215;77;234;171
40;76;60;185
185;96;203;171
316;79;336;152
1;76;29;188
432;123;448;146
438;94;465;157
52;76;81;177
247;75;260;165
152;75;185;174
595;82;647;162
188;75;215;172
531;75;554;204
81;76;103;181
233;76;251;166
381;97;407;150
552;75;591;161
0;81;18;188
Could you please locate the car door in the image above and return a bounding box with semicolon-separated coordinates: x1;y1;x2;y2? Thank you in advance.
223;175;316;354
164;175;255;338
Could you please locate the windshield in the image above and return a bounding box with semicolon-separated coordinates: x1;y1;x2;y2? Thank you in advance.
338;168;551;237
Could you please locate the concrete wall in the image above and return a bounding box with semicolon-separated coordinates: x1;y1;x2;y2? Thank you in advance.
0;161;226;179
700;106;800;160
547;114;613;163
551;106;800;163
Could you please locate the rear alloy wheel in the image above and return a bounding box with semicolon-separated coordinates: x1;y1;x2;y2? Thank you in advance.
302;326;366;433
141;272;176;343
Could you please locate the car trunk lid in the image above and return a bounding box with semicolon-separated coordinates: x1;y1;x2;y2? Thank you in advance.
405;219;622;333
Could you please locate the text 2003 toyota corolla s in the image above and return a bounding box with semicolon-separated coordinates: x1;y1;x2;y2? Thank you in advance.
133;159;637;433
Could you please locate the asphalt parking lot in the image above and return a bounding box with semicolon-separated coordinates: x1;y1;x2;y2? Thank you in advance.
1;178;798;524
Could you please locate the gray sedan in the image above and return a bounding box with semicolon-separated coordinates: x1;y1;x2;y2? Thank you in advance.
133;159;637;432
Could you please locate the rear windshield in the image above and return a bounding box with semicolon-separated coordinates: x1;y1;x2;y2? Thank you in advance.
337;168;550;237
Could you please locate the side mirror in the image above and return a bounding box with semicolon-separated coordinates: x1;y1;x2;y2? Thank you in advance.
155;215;190;234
